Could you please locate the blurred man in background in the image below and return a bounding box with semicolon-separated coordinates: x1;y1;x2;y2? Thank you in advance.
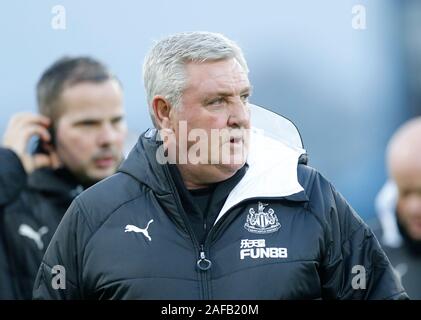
375;117;421;299
0;56;127;299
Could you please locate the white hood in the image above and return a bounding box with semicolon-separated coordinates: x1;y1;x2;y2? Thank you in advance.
375;180;402;248
215;104;306;224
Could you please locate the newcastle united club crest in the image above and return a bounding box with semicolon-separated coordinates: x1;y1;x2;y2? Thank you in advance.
244;202;281;234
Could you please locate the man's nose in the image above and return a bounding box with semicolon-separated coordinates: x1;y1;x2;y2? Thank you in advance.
97;122;119;146
227;99;250;128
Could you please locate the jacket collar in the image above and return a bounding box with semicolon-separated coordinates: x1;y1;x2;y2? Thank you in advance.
118;128;172;196
119;128;308;221
27;167;85;199
215;128;307;223
375;180;403;248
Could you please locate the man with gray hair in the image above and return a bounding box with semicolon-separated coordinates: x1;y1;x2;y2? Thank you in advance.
34;31;407;299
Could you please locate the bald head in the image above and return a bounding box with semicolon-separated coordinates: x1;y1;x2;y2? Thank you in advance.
387;117;421;176
387;116;421;241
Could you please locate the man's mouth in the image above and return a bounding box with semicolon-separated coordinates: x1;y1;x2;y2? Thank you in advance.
94;156;115;168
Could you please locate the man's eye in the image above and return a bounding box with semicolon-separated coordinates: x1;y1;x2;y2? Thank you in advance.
207;98;225;106
111;117;123;125
400;190;411;198
241;94;250;102
77;121;98;127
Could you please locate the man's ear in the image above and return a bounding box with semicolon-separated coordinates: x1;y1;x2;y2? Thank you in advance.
48;124;56;148
152;96;173;129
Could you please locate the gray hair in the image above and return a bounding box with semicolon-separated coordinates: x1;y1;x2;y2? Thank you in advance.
143;31;249;125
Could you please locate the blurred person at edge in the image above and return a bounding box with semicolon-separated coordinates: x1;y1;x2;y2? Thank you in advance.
374;117;421;299
0;56;127;299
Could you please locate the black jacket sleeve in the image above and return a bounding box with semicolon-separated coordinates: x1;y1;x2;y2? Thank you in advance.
0;147;26;299
0;234;15;299
313;173;408;299
0;147;27;206
32;199;91;300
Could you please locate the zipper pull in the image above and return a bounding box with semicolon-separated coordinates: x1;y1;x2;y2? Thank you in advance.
197;245;212;271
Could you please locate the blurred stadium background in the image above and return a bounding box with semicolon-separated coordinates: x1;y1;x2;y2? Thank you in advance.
1;0;420;221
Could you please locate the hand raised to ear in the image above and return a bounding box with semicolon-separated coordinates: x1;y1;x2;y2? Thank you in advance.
2;112;61;173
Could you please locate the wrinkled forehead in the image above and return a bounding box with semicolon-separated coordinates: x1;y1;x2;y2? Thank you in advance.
183;58;250;94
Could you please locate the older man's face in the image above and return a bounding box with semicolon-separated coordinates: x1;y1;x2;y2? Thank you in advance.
169;58;251;184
